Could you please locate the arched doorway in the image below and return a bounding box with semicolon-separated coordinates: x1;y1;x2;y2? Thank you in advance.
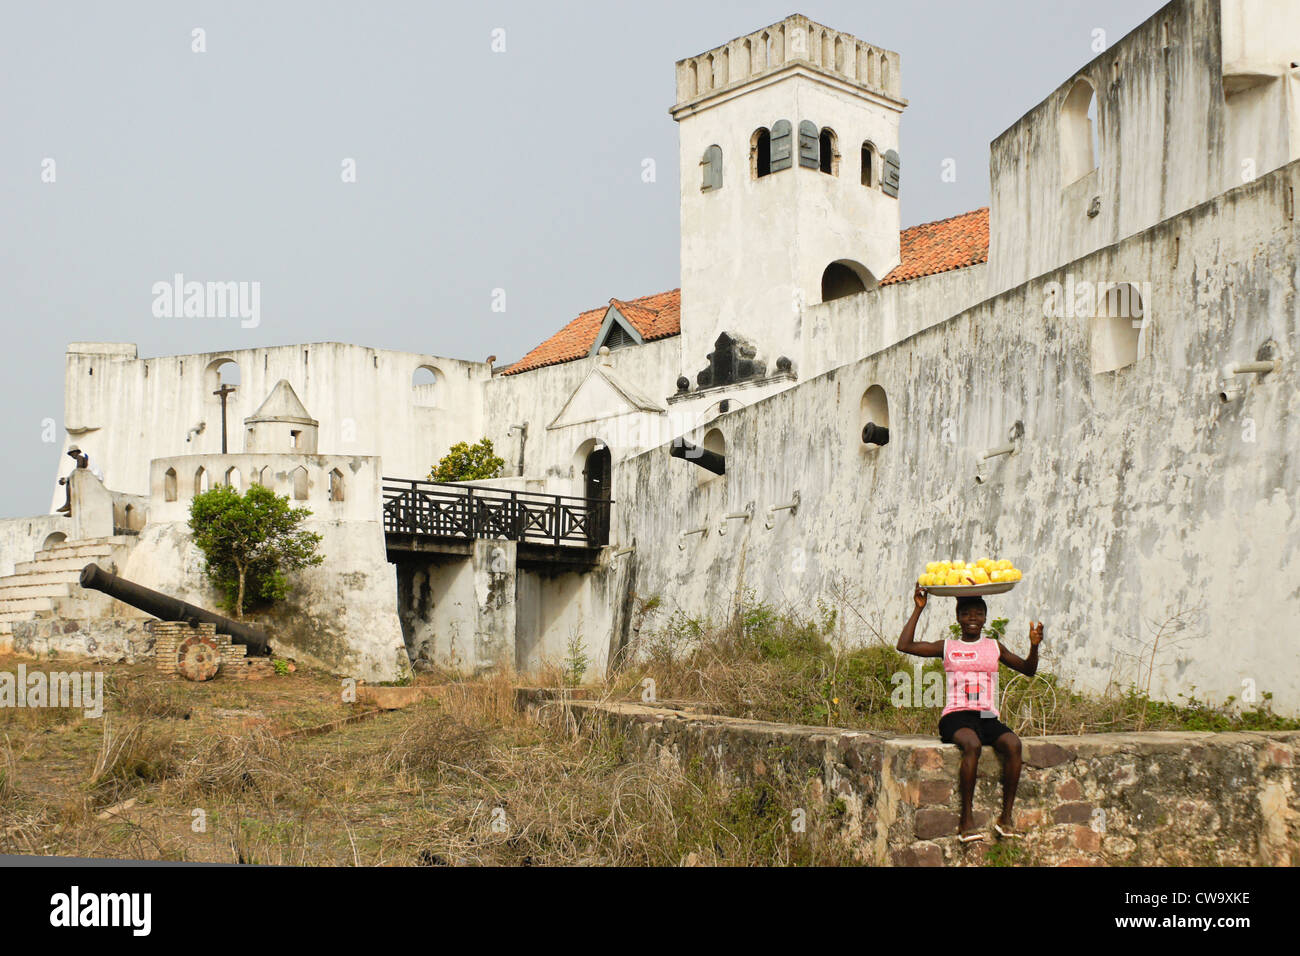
581;443;611;547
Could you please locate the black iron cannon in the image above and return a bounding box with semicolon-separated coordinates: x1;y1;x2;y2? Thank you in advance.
670;438;726;476
861;422;890;446
79;563;270;655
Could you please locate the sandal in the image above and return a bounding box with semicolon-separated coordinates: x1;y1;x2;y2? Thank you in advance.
994;822;1022;839
958;828;984;843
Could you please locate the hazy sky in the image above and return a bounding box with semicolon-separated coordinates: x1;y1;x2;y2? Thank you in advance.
0;0;1162;517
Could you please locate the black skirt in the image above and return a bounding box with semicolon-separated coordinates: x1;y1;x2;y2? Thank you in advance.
939;709;1015;746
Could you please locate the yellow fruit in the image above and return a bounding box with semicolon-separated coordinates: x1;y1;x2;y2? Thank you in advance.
1011;569;1022;581
952;560;966;570
926;562;939;574
996;559;1012;570
972;568;990;584
945;571;962;586
990;570;1003;583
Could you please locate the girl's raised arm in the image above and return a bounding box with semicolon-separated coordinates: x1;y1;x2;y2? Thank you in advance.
897;585;944;657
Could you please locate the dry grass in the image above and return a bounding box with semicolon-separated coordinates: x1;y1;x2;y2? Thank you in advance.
614;590;1300;736
87;719;180;803
0;658;857;865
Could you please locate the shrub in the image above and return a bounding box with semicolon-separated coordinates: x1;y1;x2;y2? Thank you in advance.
188;483;324;619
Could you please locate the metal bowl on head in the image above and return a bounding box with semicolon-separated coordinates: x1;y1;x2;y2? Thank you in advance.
923;581;1017;597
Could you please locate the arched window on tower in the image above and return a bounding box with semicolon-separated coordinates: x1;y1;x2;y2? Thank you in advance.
861;142;875;186
752;127;772;178
819;127;839;174
701;145;723;192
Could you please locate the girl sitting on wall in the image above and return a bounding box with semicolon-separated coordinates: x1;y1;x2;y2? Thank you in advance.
897;584;1044;842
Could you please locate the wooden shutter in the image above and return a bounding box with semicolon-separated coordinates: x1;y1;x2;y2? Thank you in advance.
770;120;793;171
882;149;901;197
798;121;819;168
701;145;723;191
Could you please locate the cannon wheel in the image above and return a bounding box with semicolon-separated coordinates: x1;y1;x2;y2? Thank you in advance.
177;634;221;682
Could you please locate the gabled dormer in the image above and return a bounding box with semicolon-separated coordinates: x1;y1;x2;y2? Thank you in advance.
588;301;647;355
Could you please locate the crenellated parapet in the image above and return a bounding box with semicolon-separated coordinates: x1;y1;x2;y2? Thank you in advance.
672;13;902;113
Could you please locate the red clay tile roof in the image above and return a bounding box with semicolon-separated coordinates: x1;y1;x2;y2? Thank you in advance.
499;290;680;375
881;207;989;286
498;208;989;375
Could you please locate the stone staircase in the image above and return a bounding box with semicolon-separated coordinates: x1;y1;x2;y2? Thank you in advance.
0;535;141;651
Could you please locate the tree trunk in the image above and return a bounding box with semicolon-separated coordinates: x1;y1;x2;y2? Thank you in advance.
236;564;246;621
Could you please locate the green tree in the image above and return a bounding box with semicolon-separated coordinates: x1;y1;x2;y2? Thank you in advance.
430;437;506;482
188;483;324;619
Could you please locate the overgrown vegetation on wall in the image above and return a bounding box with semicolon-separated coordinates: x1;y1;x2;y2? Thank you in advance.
429;438;505;483
188;484;324;619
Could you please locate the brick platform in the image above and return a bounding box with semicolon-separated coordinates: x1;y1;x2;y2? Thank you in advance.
147;621;273;680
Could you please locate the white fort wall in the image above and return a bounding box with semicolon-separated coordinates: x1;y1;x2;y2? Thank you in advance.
0;515;72;577
57;341;490;505
612;159;1300;714
989;0;1300;297
801;262;989;381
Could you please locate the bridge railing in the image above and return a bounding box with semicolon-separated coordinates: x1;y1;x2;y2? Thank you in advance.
381;478;612;547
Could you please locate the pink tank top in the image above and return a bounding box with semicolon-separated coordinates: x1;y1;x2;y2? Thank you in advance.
941;637;1001;718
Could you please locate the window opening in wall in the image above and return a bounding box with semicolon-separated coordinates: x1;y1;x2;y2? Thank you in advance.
861;385;890;447
164;468;178;502
819;128;838;174
291;467;308;500
753;127;772;177
1091;283;1147;373
1060;77;1099;185
290;430;301;449
861;142;875;186
603;324;635;350
821;261;874;302
329;468;345;502
412;364;442;407
699;428;726;486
